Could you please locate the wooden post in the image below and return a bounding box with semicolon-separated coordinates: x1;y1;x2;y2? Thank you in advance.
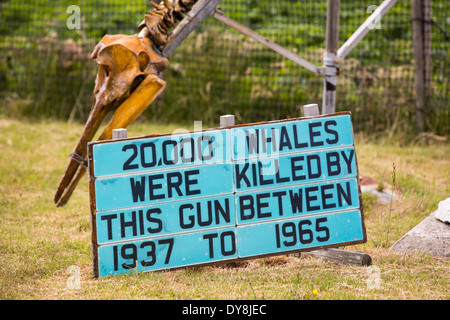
412;0;426;133
322;0;340;115
112;128;127;140
302;248;372;266
422;0;432;103
220;114;235;127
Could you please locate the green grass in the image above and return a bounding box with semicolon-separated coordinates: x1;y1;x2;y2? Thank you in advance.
0;118;449;300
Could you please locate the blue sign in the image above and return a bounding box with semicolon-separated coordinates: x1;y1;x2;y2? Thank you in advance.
88;112;366;277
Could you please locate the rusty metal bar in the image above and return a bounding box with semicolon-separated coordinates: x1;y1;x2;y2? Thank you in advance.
322;0;340;115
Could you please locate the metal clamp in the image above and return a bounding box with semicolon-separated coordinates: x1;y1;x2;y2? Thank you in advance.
69;152;88;170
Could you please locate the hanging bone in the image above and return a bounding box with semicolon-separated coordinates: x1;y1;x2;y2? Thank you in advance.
54;34;168;207
54;1;199;207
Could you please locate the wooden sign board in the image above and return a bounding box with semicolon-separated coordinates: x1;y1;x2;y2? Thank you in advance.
88;112;366;278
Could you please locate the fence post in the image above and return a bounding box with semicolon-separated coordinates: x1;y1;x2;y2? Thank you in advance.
412;0;426;133
422;0;432;104
322;0;340;115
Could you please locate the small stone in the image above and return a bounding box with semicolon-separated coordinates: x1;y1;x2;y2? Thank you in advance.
435;198;450;224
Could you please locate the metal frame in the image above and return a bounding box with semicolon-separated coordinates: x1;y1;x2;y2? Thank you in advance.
141;0;399;115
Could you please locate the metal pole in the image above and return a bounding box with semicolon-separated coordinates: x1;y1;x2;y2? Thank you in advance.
322;0;340;115
337;0;398;61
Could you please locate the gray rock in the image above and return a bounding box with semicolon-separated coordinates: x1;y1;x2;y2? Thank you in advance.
391;211;450;257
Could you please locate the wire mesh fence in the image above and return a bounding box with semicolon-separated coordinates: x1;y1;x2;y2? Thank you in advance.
0;0;448;135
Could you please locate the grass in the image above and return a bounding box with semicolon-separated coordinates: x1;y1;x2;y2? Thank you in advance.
1;0;448;135
0;117;449;300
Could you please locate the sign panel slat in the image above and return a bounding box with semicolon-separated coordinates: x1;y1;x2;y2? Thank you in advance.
235;177;360;225
96;194;236;245
233;146;357;193
88;112;366;278
231;114;354;160
97;226;238;277
237;210;364;258
93;129;231;177
94;163;234;211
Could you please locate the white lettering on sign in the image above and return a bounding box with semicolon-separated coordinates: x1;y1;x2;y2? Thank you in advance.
88;113;366;277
